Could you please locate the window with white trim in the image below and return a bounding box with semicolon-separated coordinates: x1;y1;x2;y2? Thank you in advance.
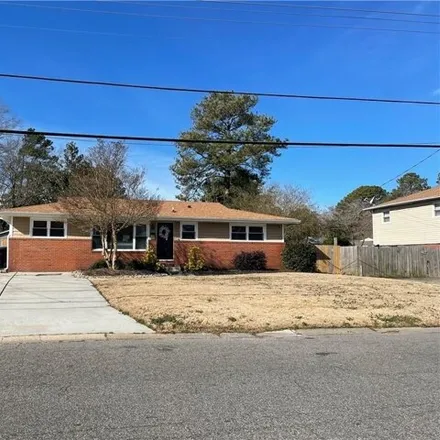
92;224;148;250
135;224;148;249
383;211;391;223
435;203;440;217
116;225;134;250
181;223;197;240
231;225;247;240
231;225;265;241
248;226;264;241
32;220;65;237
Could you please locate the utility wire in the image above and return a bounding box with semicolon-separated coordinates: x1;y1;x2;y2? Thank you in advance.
111;0;440;25
207;1;440;18
1;129;439;149
1;73;439;106
2;2;439;35
0;23;188;40
381;149;440;187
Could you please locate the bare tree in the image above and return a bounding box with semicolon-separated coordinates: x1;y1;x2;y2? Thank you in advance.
233;184;321;242
60;140;160;269
0;102;19;133
322;199;372;245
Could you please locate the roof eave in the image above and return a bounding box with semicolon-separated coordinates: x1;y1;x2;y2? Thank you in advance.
364;195;440;211
157;216;300;224
0;212;300;224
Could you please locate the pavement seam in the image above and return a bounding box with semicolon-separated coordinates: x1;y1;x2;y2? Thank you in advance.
0;271;18;297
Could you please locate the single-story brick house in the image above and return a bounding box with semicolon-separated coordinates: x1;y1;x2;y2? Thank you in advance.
0;201;299;272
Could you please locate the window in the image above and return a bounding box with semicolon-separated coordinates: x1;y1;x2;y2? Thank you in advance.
181;223;196;240
116;225;134;250
50;221;65;237
135;224;147;249
92;224;149;250
32;220;48;237
150;222;157;239
32;220;65;237
248;226;264;241
383;211;391;223
92;229;102;250
231;226;247;240
435;203;440;217
231;225;266;241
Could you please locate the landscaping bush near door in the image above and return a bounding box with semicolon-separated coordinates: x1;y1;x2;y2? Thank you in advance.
233;251;267;271
282;241;316;272
185;246;205;272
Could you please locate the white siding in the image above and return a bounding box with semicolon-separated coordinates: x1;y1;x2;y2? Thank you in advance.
372;203;440;245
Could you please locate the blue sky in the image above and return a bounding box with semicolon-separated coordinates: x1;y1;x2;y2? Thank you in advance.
0;0;439;207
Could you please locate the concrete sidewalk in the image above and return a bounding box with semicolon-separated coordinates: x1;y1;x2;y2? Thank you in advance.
0;273;151;336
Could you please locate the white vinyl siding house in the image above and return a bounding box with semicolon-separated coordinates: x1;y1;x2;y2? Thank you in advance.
371;201;440;246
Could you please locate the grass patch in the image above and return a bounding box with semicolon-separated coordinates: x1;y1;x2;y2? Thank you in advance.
91;272;440;333
372;314;422;328
149;314;185;331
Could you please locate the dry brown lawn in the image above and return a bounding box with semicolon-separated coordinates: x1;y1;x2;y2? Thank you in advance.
91;272;440;333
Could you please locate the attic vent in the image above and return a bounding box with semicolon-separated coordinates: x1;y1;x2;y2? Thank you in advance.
172;207;176;213
187;204;192;208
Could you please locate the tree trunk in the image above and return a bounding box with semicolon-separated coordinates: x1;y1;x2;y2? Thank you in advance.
111;228;117;270
101;233;111;269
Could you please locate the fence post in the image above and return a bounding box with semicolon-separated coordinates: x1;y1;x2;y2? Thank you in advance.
358;246;362;277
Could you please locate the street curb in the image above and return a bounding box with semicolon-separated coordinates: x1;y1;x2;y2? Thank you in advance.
1;327;438;344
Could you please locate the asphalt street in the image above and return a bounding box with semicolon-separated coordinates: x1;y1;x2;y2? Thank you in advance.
1;329;439;440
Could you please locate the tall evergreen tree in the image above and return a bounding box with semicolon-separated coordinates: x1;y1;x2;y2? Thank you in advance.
390;172;430;199
3;129;61;207
171;93;285;206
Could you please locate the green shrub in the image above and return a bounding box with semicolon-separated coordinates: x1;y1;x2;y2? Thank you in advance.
185;246;205;272
143;248;157;267
282;241;316;272
233;251;267;271
155;262;168;273
89;259;108;270
125;259;154;271
89;259;127;270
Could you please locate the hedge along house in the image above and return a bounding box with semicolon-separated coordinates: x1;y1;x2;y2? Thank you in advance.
0;201;299;272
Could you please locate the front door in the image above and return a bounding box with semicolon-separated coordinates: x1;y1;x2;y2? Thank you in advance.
157;222;174;260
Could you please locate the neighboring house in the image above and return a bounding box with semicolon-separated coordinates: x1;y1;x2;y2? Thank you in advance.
0;201;299;272
365;186;440;246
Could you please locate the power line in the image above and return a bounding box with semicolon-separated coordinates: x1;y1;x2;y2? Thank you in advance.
1;129;439;149
111;0;440;25
2;2;439;35
381;149;440;187
0;133;176;148
2;73;439;107
208;1;440;18
0;23;187;40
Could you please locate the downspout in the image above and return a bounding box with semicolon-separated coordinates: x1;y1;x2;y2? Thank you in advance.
6;216;12;272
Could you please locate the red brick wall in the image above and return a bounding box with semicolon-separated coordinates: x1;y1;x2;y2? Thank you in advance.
174;241;284;270
8;238;284;271
8;239;145;272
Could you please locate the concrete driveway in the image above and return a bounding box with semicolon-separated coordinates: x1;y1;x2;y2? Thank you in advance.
0;273;151;336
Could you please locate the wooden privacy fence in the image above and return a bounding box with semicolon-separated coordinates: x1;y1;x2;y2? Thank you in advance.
316;245;440;278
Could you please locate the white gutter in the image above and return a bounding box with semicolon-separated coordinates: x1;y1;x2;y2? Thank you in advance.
364;196;440;211
5;217;12;272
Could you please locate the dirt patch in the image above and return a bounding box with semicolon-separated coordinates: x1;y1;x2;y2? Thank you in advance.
91;272;440;333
